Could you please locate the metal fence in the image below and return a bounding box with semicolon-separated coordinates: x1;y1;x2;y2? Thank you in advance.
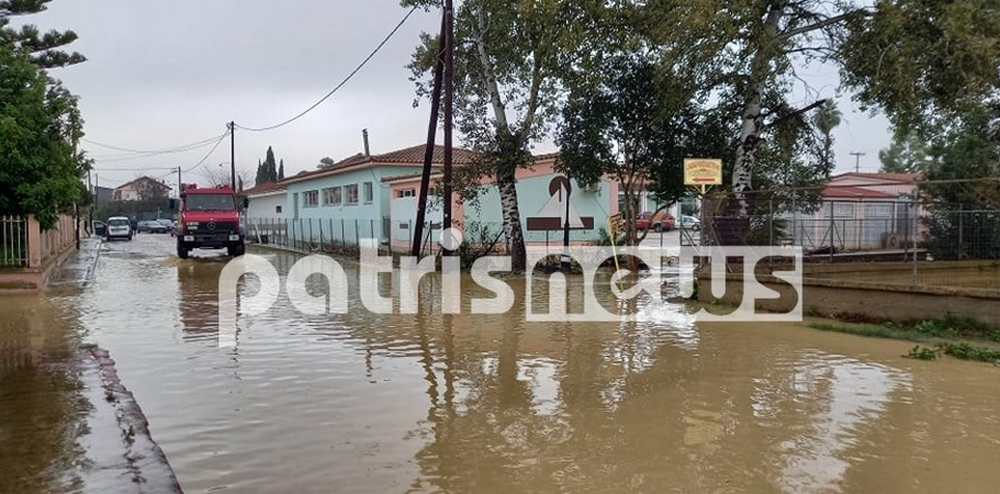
699;179;1000;293
0;215;28;267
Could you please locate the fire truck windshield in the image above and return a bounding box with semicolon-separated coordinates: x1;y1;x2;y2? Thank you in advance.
185;193;236;211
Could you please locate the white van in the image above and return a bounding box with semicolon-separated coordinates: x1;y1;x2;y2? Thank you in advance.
106;216;133;241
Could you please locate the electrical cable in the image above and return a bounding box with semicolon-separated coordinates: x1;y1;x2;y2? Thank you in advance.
235;6;418;132
182;130;230;174
82;132;228;156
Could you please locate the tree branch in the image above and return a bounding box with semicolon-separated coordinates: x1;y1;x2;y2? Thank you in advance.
763;99;826;130
777;10;864;41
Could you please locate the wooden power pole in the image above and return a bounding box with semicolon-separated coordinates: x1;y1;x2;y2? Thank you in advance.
411;11;448;258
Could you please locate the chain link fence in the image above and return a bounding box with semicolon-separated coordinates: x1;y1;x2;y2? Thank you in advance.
698;178;1000;293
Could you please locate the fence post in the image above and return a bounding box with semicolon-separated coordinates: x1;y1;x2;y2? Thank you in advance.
355;219;360;246
309;218;314;247
958;204;964;259
370;219;375;246
768;197;773;247
341;219;345;245
829;202;835;263
26;215;42;268
912;186;919;287
319;218;324;249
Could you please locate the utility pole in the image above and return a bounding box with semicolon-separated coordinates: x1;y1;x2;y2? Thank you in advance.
850;151;865;173
442;0;454;258
411;11;447;258
562;176;572;273
88;170;93;234
229;121;236;190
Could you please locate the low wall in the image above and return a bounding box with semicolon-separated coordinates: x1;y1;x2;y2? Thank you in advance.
695;262;1000;328
0;214;78;290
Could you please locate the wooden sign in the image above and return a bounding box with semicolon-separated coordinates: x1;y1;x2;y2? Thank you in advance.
684;158;722;195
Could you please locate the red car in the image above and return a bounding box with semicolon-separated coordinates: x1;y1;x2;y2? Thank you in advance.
635;211;675;232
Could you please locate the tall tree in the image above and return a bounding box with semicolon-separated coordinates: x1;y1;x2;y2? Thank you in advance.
404;0;573;272
278;159;284;180
650;0;1000;243
813;99;841;172
318;156;335;168
653;1;861;222
264;146;277;182
557;54;728;247
0;0;86;69
0;45;85;228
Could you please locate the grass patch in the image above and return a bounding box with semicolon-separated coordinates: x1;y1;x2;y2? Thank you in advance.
811;317;1000;365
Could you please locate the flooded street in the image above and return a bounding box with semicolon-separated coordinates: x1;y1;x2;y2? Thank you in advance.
3;233;1000;493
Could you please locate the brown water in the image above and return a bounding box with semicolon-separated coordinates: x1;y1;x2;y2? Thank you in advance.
2;234;1000;493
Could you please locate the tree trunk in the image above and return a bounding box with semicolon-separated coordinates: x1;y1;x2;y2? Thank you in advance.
723;2;786;245
474;6;527;272
497;172;526;272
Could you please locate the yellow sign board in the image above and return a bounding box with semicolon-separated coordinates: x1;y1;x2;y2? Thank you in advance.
684;158;722;186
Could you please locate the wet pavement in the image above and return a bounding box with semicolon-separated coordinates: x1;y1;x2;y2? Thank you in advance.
2;232;1000;493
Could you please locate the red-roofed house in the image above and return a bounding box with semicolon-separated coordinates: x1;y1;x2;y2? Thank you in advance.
790;172;924;250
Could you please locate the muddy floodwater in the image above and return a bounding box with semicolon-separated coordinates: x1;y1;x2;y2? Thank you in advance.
3;234;1000;493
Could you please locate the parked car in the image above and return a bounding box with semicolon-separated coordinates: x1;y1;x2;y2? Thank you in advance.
92;221;106;237
106;216;133;241
635;211;675;232
138;220;170;234
677;215;701;229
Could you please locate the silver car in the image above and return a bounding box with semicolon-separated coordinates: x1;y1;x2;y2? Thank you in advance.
105;216;133;241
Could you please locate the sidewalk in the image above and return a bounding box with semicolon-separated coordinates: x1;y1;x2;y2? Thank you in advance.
47;235;102;288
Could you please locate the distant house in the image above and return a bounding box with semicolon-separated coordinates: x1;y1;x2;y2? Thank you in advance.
789;172;923;251
112;176;172;201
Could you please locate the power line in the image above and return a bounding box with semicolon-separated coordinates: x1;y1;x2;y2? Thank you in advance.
82;133;228;156
182;130;230;174
235;6;419;133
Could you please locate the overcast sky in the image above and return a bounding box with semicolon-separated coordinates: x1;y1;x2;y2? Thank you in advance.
30;0;892;190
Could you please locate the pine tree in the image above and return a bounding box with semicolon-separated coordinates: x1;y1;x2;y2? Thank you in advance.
0;0;87;69
264;146;277;182
278;159;284;180
255;159;264;185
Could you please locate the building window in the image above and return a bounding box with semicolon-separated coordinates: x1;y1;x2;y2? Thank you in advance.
275;205;283;214
322;186;342;206
346;184;359;205
303;190;319;208
363;182;373;203
397;189;416;198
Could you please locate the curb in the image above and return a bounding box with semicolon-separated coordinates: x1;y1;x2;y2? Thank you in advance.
89;347;184;493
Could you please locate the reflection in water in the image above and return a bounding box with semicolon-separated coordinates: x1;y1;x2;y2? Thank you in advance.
754;353;911;493
0;295;90;494
9;242;1000;493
